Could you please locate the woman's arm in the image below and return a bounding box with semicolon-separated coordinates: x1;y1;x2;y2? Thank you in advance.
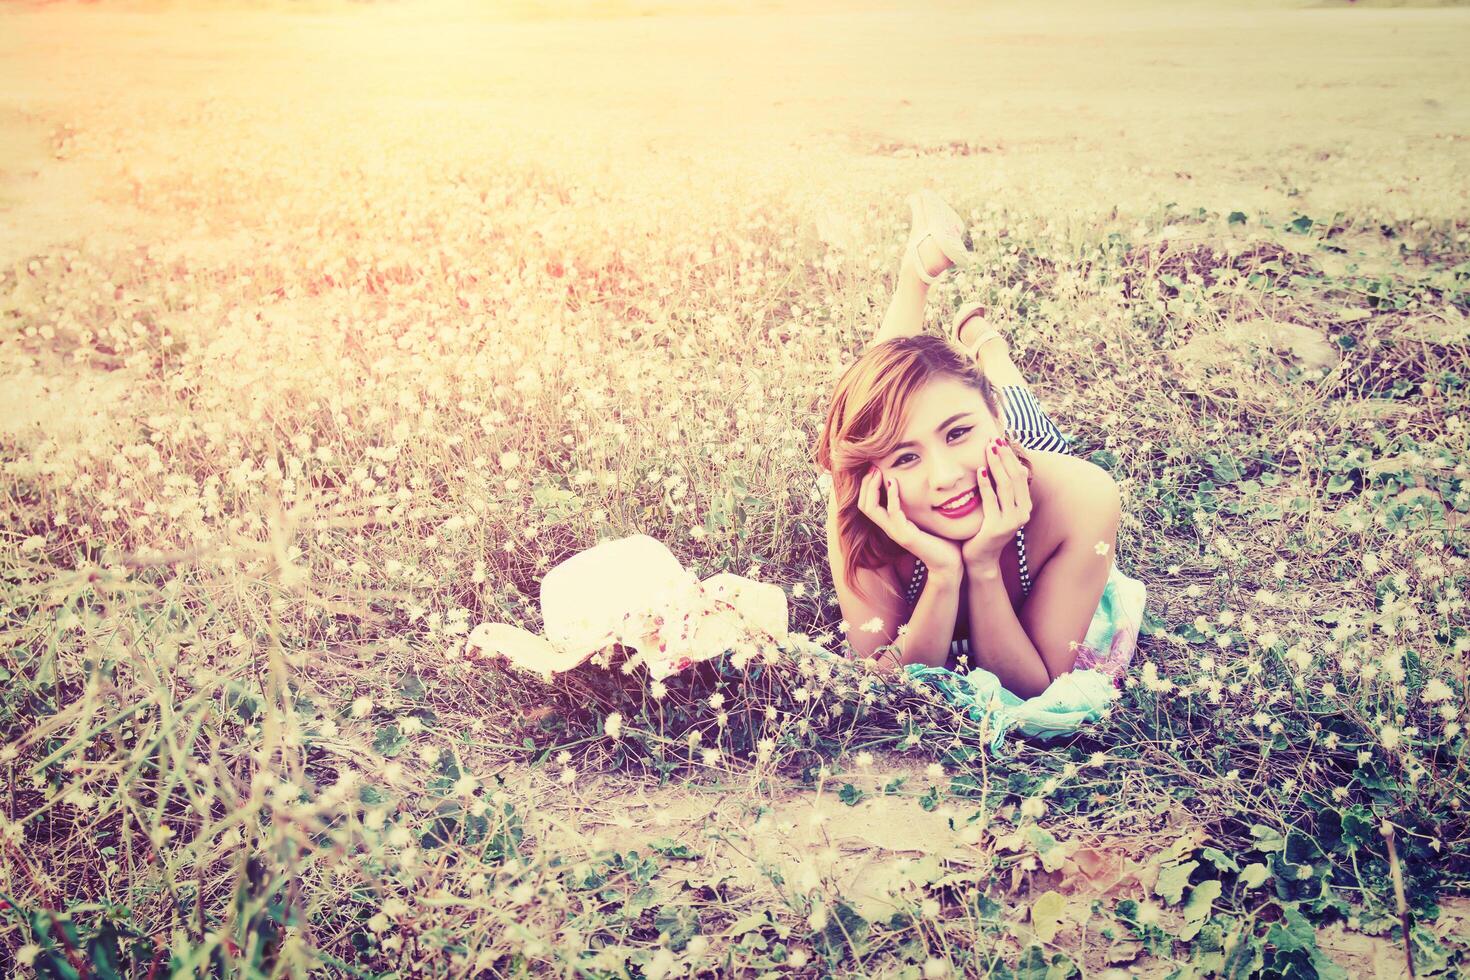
1017;469;1121;678
962;566;1052;698
892;564;963;670
962;453;1122;698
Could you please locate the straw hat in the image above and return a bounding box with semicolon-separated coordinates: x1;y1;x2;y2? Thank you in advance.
466;534;788;681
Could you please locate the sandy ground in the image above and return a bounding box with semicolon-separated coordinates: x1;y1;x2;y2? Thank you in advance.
2;0;1468;261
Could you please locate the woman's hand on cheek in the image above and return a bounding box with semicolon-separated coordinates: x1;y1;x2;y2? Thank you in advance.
857;466;963;576
961;439;1031;571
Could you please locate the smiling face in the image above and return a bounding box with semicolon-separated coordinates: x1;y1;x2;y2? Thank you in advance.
875;376;1006;541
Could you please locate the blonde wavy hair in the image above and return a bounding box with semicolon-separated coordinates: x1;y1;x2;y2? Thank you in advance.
814;335;1033;601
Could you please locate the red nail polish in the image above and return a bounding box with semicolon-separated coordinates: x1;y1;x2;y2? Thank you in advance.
1001;438;1010;447
981;467;988;478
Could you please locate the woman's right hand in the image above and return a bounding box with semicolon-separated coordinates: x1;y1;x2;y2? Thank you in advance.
857;467;963;576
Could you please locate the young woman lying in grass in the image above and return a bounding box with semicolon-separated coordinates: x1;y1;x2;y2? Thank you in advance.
815;191;1145;698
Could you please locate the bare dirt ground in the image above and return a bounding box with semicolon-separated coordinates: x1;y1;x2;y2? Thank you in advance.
2;0;1468;247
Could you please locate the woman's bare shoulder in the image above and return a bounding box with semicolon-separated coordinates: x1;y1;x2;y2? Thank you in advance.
1025;450;1121;552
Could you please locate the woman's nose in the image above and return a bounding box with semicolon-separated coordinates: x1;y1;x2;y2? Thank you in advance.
931;454;967;490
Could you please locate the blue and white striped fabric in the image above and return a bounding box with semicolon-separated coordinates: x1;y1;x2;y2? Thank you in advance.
999;384;1071;454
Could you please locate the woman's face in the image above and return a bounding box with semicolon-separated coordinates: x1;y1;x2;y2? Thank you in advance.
872;376;1006;541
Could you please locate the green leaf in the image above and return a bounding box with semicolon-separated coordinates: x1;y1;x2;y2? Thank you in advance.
649;838;699;860
1211;456;1243;483
86;923;126;980
1326;474;1355;493
1288;215;1314;234
1339;806;1375;852
1184;879;1222;923
372;724;407;757
838;783;864;807
1250;825;1286;853
654;903;699;951
1201;847;1240;873
1240;863;1270;889
1030;890;1065;944
725;909;772;937
1228;211;1248;225
1155;860;1199;906
398;672;426;699
1265;903;1315;954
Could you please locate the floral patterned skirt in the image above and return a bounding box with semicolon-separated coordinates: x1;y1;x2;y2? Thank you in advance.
1072;562;1147;684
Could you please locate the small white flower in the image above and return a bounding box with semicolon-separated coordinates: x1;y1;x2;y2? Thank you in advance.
1094;541;1110;556
854;751;874;768
923;957;950;979
350;697;373;719
858;616;885;634
1422;678;1454;702
604;712;623;739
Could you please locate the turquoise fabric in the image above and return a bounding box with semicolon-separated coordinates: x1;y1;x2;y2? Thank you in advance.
903;562;1147;753
902;662;1119;753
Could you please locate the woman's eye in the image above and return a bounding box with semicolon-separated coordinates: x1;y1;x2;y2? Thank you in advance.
887;429;970;467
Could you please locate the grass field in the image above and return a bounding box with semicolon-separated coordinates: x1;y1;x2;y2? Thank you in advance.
2;0;1469;975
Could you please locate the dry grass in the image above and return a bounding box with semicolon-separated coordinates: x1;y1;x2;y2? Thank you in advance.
1;0;1469;975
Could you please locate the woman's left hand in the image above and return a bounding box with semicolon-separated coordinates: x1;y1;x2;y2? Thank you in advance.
960;438;1032;569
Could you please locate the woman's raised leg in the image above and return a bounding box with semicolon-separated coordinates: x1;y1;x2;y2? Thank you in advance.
867;252;933;348
955;310;1072;455
867;197;961;349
